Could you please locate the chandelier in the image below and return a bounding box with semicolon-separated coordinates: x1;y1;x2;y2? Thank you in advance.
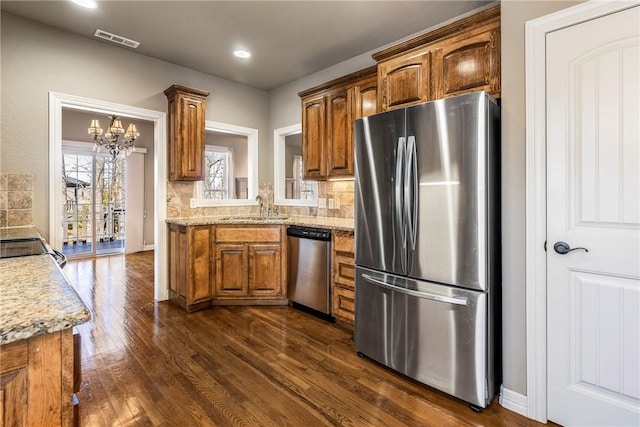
88;116;139;158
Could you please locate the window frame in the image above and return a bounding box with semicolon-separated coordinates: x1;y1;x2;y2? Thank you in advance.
273;124;317;207
192;120;258;207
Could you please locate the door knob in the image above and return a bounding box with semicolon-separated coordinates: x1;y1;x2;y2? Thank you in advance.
553;241;589;255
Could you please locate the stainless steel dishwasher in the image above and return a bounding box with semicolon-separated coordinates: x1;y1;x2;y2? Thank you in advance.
287;226;332;315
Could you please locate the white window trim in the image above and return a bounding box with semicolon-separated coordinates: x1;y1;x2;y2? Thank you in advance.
273;123;317;206
192;120;258;207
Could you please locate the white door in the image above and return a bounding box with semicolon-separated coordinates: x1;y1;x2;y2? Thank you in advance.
125;151;145;254
546;5;640;426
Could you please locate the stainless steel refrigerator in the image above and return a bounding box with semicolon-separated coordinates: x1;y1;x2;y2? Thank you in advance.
353;91;500;410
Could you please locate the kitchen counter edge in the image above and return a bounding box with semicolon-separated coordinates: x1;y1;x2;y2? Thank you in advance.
166;215;354;232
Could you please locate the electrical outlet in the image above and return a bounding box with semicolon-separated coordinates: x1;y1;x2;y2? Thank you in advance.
328;198;334;209
334;198;340;209
318;197;326;208
190;198;196;208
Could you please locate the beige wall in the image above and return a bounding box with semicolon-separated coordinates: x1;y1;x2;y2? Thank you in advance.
500;0;584;395
1;12;270;241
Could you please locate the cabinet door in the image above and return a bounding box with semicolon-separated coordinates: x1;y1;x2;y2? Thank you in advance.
378;51;431;111
189;225;212;304
433;25;500;99
177;94;206;180
301;95;326;179
215;244;248;297
165;85;209;182
248;244;281;297
168;224;188;299
0;340;28;426
354;76;378;118
326;87;353;178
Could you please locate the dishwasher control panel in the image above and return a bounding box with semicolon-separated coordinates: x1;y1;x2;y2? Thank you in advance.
286;227;331;241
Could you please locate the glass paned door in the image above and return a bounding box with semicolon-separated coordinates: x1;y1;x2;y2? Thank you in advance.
62;148;126;258
95;156;126;254
62;153;94;256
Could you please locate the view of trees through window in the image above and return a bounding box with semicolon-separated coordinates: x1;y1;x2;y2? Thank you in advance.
62;151;126;256
203;147;230;200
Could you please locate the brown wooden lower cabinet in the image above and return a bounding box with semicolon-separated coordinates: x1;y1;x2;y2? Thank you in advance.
332;230;356;325
168;223;214;312
0;328;76;426
214;225;287;305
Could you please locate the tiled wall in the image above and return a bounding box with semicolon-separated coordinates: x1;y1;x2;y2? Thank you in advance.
166;180;355;219
0;174;34;227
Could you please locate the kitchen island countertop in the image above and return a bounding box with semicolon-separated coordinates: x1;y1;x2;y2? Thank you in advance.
0;230;90;345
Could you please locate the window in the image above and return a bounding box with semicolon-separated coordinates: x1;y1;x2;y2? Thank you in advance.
203;146;233;200
192;121;258;207
291;155;315;200
273;124;317;206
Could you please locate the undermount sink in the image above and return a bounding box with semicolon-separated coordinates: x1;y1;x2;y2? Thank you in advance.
219;215;289;221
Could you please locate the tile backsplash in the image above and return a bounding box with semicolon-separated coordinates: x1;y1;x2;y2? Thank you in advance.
166;180;355;219
0;173;34;227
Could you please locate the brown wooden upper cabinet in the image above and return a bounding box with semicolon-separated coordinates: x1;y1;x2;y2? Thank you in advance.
164;84;210;181
374;4;500;112
299;66;377;180
378;51;433;111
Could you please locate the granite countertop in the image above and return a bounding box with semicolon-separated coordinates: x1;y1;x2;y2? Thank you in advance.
167;215;354;232
0;230;90;345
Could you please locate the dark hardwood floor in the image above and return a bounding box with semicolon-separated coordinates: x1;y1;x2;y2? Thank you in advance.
66;251;546;426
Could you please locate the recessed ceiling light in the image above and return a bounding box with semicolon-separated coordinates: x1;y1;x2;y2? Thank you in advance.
71;0;97;9
233;50;251;59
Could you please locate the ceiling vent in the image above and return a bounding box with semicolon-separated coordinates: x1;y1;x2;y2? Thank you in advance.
93;29;140;49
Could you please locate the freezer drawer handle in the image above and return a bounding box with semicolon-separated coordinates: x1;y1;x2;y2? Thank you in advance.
362;274;468;306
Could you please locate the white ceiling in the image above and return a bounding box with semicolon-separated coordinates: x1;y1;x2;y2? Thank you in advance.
1;0;493;91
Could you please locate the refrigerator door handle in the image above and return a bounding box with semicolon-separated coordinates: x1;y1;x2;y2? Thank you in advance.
362;274;468;306
406;136;418;251
395;137;407;267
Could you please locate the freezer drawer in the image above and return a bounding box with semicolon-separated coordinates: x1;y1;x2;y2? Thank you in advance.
354;266;491;407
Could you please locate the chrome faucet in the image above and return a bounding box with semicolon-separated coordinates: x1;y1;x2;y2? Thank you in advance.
255;195;264;218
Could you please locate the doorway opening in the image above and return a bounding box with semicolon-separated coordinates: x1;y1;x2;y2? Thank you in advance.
49;92;168;301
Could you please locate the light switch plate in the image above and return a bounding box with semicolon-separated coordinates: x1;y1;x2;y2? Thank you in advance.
318;197;326;208
328;198;334;209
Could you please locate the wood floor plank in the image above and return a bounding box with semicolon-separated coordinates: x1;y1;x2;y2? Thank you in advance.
64;252;553;426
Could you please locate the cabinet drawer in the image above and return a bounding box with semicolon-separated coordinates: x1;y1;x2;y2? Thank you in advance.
333;253;355;290
333;286;355;323
216;227;281;243
333;230;354;253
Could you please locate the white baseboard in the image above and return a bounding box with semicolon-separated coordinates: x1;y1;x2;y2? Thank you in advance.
499;385;528;417
143;244;155;251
